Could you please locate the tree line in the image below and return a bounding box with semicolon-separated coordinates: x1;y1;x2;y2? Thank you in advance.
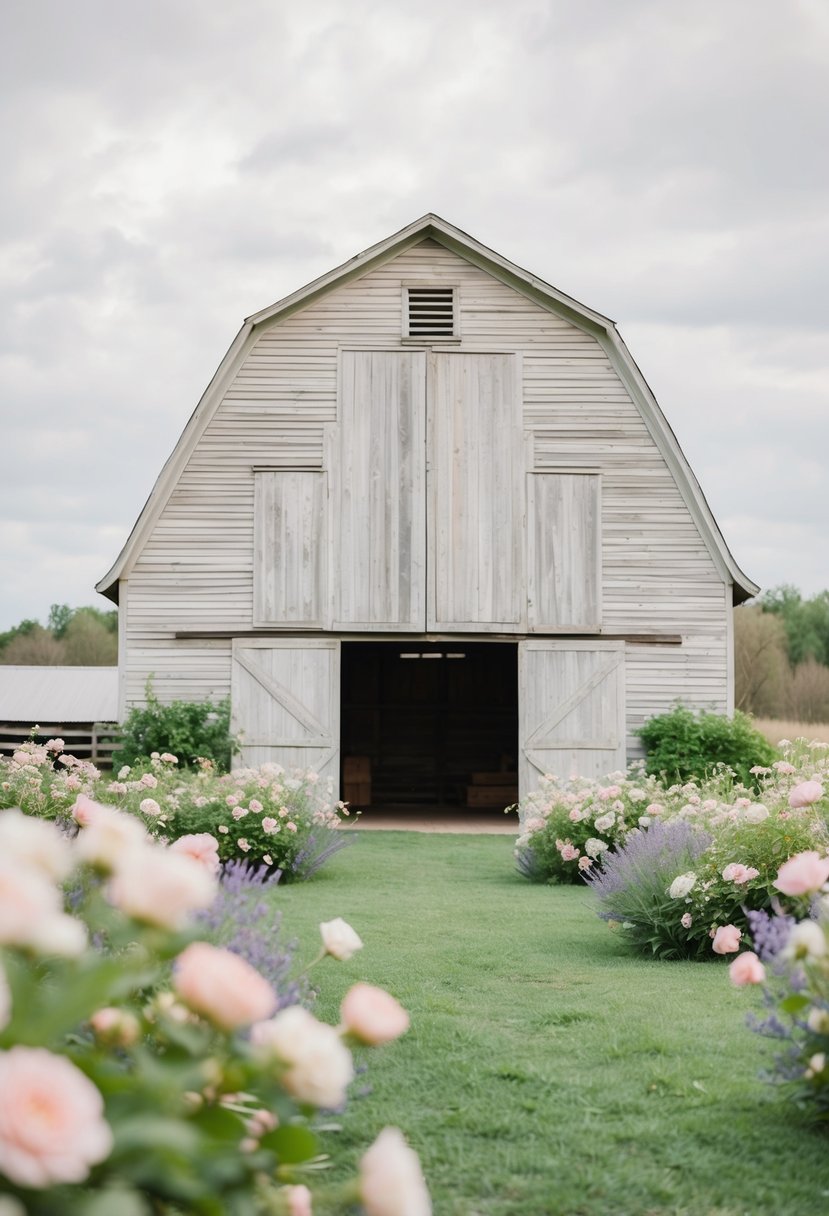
0;604;118;666
735;586;829;722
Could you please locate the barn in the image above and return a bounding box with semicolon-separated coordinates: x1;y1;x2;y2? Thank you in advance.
97;214;757;810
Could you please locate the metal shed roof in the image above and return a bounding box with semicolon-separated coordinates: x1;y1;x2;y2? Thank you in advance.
0;667;118;723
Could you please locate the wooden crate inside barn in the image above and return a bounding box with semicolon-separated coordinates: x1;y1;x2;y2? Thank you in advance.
465;771;518;808
342;756;372;807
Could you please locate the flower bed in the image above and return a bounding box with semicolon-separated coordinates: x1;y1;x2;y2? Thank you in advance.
0;740;354;879
0;803;430;1213
516;741;829;961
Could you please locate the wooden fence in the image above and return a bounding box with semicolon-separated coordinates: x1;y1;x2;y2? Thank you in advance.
0;723;123;768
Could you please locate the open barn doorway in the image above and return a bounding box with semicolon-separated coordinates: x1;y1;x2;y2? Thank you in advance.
340;641;518;812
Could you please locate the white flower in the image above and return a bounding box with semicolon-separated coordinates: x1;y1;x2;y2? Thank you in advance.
320;917;364;961
782;921;827;962
744;803;769;824
593;813;615;833
250;1006;354;1108
807;1007;829;1035
668;873;697;900
359;1127;431;1216
585;838;608;859
0;809;73;880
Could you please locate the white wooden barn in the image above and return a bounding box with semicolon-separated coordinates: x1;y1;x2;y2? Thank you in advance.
97;214;757;807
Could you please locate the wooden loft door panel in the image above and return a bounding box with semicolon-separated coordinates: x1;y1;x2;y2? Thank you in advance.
428;352;524;630
334;350;427;630
527;472;601;630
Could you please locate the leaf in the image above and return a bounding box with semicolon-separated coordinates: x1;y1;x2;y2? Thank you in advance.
112;1115;201;1157
259;1123;318;1164
780;993;810;1015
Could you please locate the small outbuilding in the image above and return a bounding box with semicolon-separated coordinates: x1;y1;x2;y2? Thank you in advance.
97;215;756;807
0;666;119;764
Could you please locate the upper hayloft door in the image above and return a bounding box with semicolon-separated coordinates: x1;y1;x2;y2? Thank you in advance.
334;351;427;630
231;639;340;790
428;352;524;630
518;641;625;793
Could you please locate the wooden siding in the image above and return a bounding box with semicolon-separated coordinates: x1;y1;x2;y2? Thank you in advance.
124;237;728;756
254;470;326;626
333;350;426;629
527;472;600;630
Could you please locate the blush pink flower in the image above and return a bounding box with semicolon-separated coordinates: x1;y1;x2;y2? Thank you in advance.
721;863;760;884
0;1047;112;1186
107;847;216;928
231;806;249;821
773;851;829;896
712;924;742;954
139;773;158;789
282;1184;313;1216
729;952;766;986
340;983;410;1045
359;1127;431;1216
139;798;162;817
559;843;579;861
789;781;825;808
262;817;279;834
681;912;693;929
173;942;277;1029
169;833;221;874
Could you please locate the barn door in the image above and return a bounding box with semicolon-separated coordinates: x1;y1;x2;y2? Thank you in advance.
231;639;340;792
518;641;625;795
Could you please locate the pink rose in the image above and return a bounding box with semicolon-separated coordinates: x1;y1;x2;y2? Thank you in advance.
89;1007;140;1047
139;798;162;816
262;817;279;833
789;781;825;808
359;1127;431;1216
170;833;221;874
721;863;760;884
231;806;249;820
249;799;263;813
559;843;579;861
282;1184;313;1216
340;983;410;1045
71;792;104;827
251;1006;354;1108
729;951;766;986
681;912;693;929
773;851;829;896
107;848;216;928
712;924;742;954
173;942;277;1029
0;1047;112;1186
140;773;158;789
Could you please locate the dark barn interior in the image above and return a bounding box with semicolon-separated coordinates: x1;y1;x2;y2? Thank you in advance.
340;641;518;809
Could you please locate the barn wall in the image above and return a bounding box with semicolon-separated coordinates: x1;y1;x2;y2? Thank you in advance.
123;238;729;748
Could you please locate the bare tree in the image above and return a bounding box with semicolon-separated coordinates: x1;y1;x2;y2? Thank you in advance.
734;606;790;716
0;626;66;665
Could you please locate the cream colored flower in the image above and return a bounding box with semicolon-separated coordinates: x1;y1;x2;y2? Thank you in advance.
359;1127;431;1216
250;1006;354;1108
320;917;363;961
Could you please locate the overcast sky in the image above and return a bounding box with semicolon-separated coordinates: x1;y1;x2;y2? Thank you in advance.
2;0;828;631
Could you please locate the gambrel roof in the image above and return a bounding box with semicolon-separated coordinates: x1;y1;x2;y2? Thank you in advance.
96;213;758;604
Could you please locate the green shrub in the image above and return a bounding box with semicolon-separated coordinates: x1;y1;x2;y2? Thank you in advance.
113;682;235;771
637;705;777;787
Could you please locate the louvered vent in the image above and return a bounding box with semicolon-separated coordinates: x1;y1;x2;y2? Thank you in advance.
406;286;456;336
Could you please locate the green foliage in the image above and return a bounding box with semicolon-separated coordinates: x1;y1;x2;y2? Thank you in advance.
760;584;829;668
113;684;234;771
0;605;118;665
637;704;777;786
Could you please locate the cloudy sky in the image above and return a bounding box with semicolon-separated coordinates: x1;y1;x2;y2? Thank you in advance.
2;0;828;630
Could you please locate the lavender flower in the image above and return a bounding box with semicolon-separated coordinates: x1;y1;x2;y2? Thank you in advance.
585;818;711;912
745;908;796;962
290;825;353;880
196;861;308;1009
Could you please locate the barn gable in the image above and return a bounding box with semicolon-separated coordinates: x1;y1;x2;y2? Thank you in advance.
98;215;756;797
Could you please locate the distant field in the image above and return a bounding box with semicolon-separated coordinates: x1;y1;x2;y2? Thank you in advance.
753;717;829;745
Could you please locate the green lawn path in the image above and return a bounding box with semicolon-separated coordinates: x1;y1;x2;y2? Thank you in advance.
272;831;827;1216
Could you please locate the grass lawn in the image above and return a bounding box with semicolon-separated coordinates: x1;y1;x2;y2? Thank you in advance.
273;831;826;1216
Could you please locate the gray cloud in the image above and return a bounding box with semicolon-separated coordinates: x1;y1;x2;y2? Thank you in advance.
1;0;828;626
